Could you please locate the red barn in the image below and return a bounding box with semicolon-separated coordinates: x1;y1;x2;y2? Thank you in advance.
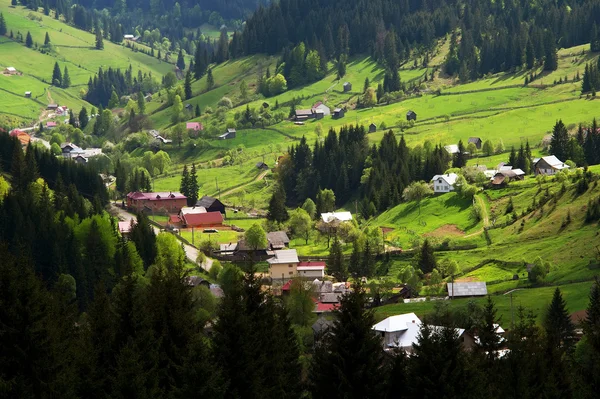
126;191;187;213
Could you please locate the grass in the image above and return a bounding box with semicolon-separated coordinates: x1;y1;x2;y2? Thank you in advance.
374;280;595;324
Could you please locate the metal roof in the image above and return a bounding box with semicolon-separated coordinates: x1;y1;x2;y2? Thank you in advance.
373;313;421;332
447;282;488;297
267;249;299;264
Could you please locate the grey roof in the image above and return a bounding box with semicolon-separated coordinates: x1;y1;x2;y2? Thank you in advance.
196;196;223;209
267;231;290;246
447;282;487;297
312;317;334;334
267;249;299;265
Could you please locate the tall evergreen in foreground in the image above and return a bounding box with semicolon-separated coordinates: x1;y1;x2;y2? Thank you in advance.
0;13;7;36
95;25;104;50
52;61;62;86
311;284;388;398
25;31;33;47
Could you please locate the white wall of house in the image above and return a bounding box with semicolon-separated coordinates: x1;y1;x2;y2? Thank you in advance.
434;178;454;193
298;269;325;278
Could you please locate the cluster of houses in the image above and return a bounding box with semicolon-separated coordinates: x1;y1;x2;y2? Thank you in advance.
61;142;104;164
294;101;346;122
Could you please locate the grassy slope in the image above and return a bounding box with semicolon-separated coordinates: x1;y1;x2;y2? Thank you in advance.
0;2;173;123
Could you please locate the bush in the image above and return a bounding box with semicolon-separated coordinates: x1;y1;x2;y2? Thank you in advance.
209;260;223;280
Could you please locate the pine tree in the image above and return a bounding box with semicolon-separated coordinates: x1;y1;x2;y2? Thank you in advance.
179;164;190;199
543;33;558;71
25;31;33;47
95;26;104;50
10;142;27;192
549;119;569;161
417;238;436;274
544;287;575;351
129;213;157;271
267;185;288;223
79;107;89;129
195;104;201;117
136;91;146;115
61;66;70;88
188;163;199;206
52;61;62;86
184;69;192;100
0;13;7;36
68;109;76;126
327;237;347;281
509;146;517;166
176;49;185;70
310;283;388;398
108;91;119;108
206;68;214;90
363;76;370;93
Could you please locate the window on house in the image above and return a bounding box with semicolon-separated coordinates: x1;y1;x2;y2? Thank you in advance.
289;271;293;275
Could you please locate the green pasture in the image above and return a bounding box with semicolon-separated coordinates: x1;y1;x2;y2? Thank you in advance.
374;280;595;324
180;229;240;246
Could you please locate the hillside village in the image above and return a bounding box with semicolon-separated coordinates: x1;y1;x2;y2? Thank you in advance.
2;0;600;396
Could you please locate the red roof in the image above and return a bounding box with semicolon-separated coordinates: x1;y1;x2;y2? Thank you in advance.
46;122;57;127
126;191;186;201
182;211;223;226
9;129;25;137
316;302;338;312
186;122;203;131
298;261;326;267
282;280;293;291
169;215;182;224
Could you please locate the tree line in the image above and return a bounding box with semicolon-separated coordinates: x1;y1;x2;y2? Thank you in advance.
550;118;600;167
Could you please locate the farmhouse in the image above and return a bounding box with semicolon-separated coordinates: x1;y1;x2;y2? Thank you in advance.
313;102;331;116
321;211;353;223
468;137;483;149
533;156;569;176
267;231;290;249
46;121;57;129
297;261;326;278
406;110;417;121
196;195;226;214
491;169;525;187
47;104;58;110
185;104;193;112
431;173;458;193
333;108;345;119
294;109;314;121
267;249;300;280
123;34;135;40
343;82;352;92
373;313;476;352
369;123;377;133
55;106;69;116
256;161;269;170
118;220;136;236
444;144;459;154
61;142;82;157
186;122;203;131
4;67;17;75
144;94;153;102
126;191;187;213
219;128;236;139
176;210;224;228
447;282;488;298
24;91;31;98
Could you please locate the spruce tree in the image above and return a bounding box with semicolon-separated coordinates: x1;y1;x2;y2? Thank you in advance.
44;31;50;46
267;185;289;223
95;26;104;50
184;69;192;100
25;31;33;47
0;13;7;36
206;68;214;90
544;287;575;352
79;107;89;129
136;91;146;115
417;238;436;274
195;104;201;117
179;164;190;199
549;119;569;162
52;61;62;86
176;49;185;70
68;109;76;126
327;236;347;281
188;163;199;206
310;283;388;398
62;66;71;88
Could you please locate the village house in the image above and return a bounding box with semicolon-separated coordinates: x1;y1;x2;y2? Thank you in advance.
533;155;569;176
61;142;82;157
313;101;331;116
369;123;377;133
406;110;417;121
447;282;488;298
47;104;59;111
173;209;224;229
144;94;153;102
333;108;345;119
431;173;458;193
256;161;269;170
55;106;69;116
321;211;353;223
491;168;525;187
444;144;459;154
343;82;352;92
24;91;31;98
123;34;135;40
186;122;203;131
294;108;314;121
196;195;226;214
219;128;236;140
267;249;300;280
267;231;290;249
4;67;17;75
126;191;187;213
468;137;483;150
46;121;57;129
118;220;136;237
185;104;193;112
373;313;477;352
9;129;31;148
297;261;326;278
